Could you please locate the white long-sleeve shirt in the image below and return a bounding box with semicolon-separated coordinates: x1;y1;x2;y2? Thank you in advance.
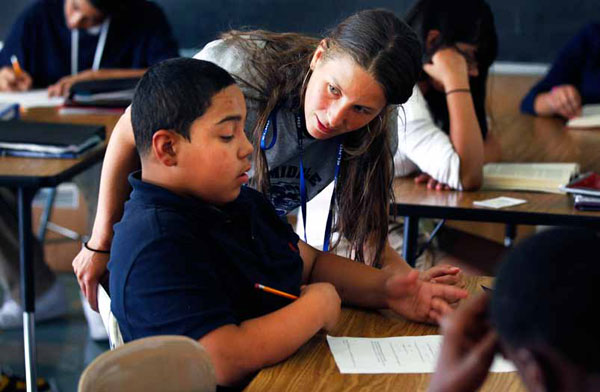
394;86;463;190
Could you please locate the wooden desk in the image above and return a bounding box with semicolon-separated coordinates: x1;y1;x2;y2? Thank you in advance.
0;108;121;392
394;115;600;264
245;277;524;392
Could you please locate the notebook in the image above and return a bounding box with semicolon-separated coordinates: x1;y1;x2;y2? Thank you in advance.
0;120;105;158
560;172;600;197
566;104;600;129
482;163;580;194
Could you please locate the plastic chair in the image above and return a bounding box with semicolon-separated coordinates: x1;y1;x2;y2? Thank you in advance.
96;283;124;349
77;335;216;392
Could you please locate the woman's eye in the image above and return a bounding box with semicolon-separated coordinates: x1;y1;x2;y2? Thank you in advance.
354;106;369;114
328;84;340;96
220;135;234;142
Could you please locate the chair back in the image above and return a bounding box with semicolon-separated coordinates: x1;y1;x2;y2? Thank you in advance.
97;283;124;349
78;335;216;392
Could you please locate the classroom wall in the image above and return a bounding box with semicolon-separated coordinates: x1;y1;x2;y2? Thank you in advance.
0;0;597;63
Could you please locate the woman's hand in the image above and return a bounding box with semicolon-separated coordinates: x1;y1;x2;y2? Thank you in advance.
420;264;465;289
414;173;452;190
72;244;110;311
0;66;32;91
384;270;468;324
422;47;470;92
47;69;97;97
428;293;498;392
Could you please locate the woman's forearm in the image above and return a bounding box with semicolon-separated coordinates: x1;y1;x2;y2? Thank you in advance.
446;86;484;190
88;109;140;249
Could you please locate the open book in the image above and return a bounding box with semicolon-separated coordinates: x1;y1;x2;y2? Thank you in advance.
566;104;600;128
482;163;580;194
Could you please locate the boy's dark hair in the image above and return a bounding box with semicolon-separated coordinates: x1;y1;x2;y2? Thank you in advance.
131;57;237;156
491;228;600;373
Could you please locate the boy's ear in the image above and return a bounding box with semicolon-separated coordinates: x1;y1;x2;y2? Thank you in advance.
425;29;442;52
151;129;179;167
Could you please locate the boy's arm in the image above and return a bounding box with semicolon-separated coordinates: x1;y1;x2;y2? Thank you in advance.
198;283;340;386
299;241;468;323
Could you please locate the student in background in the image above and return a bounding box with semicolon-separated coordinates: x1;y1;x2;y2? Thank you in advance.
74;9;464;314
0;0;179;95
429;228;600;392
0;0;177;333
110;57;468;387
521;23;600;120
397;0;499;191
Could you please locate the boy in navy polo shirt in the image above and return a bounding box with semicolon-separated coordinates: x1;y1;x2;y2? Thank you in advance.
109;57;468;387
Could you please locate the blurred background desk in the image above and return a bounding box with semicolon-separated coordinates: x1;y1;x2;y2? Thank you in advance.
0;108;121;392
244;277;524;392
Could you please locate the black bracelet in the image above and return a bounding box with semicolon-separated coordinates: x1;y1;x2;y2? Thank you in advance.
83;240;110;254
445;88;471;96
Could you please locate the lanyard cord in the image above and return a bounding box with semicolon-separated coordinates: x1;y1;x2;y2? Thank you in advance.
260;108;343;250
71;18;111;75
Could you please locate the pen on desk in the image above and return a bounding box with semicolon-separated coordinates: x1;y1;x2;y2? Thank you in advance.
10;55;23;78
254;283;298;300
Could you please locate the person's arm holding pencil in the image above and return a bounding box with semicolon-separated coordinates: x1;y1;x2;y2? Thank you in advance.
0;55;32;92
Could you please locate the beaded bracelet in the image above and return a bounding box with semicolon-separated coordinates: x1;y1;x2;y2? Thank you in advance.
83;240;110;254
445;88;471;96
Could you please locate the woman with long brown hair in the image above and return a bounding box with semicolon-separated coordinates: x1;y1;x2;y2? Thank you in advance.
73;8;463;323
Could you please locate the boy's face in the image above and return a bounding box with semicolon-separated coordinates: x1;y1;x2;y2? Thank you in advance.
176;84;252;205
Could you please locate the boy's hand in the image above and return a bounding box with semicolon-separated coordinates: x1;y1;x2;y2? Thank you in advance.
0;66;32;91
385;270;468;324
300;283;341;331
429;293;498;392
420;264;465;289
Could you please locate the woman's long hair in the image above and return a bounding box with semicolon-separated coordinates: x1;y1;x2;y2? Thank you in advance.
406;0;498;137
222;9;421;265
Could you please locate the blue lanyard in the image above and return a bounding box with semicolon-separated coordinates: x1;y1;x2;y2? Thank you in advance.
261;108;343;251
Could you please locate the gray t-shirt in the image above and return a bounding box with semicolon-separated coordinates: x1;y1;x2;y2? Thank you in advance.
194;39;399;215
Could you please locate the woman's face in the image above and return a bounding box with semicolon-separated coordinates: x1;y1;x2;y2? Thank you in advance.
303;43;387;140
64;0;105;30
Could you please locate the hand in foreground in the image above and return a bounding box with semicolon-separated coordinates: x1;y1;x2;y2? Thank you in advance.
48;69;96;97
72;245;110;311
0;66;32;91
420;264;465;289
415;173;452;191
300;282;341;331
428;293;498;392
543;84;582;119
385;270;468;324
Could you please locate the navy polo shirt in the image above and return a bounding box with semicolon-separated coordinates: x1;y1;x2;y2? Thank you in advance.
0;0;179;88
108;171;304;343
521;23;600;114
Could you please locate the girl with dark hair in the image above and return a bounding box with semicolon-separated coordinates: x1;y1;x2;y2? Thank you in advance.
74;9;464;323
395;0;499;191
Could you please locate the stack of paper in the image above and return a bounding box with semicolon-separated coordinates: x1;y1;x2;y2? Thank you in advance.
0;89;65;109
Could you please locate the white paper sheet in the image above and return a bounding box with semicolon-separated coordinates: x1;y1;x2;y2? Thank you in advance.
473;196;527;209
327;335;516;374
0;89;65;109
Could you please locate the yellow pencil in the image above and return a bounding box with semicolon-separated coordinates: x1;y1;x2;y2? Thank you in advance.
10;55;23;78
254;283;298;300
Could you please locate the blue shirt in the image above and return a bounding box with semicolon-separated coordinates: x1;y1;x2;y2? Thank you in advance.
0;0;179;88
108;172;304;343
521;23;600;114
